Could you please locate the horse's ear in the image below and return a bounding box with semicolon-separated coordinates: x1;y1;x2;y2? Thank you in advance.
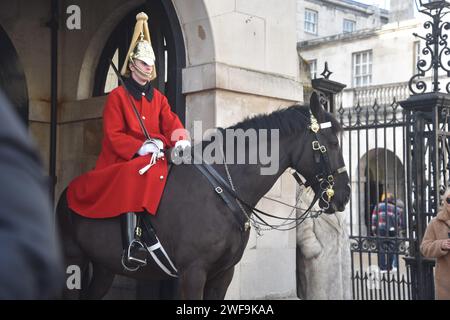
310;91;325;121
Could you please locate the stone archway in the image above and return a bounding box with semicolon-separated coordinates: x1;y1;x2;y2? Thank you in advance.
0;24;29;125
357;148;406;235
76;0;144;100
91;0;190;123
77;0;216;99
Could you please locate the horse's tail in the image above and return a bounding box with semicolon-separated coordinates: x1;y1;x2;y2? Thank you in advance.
55;188;91;299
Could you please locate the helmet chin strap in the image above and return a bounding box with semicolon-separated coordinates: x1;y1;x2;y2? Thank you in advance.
130;58;152;79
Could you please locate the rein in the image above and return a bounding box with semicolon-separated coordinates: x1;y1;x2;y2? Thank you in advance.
221;157;322;233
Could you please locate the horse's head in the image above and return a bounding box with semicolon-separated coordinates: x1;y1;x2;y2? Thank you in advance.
291;92;350;214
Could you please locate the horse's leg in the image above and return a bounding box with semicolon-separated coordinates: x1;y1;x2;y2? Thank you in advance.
179;267;207;300
203;267;235;300
61;238;90;300
59;215;90;299
82;263;115;300
56;191;88;299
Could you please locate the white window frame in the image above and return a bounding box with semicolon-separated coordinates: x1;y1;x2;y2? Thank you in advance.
305;9;318;35
309;59;318;80
352;50;373;88
343;19;356;33
413;41;421;75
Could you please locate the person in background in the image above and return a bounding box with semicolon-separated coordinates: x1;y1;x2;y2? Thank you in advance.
0;91;63;299
371;193;403;273
420;189;450;300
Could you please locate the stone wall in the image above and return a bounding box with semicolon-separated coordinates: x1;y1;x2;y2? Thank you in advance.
390;0;415;22
0;0;52;168
181;0;302;299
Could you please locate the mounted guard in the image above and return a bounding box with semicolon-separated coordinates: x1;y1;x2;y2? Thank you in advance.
66;12;190;270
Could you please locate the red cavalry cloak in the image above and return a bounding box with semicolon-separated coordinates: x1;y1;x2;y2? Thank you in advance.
66;86;187;218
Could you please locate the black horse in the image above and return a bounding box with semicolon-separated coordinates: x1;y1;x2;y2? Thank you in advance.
56;92;350;299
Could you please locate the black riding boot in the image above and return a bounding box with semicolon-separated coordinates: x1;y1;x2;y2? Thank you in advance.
121;212;148;269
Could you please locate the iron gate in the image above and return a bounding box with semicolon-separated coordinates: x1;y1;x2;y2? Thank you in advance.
336;86;419;300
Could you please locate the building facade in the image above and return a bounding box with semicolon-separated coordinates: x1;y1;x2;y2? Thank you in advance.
298;0;419;92
297;1;421;232
296;0;389;43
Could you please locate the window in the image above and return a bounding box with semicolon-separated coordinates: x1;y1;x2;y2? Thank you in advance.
309;59;317;79
343;19;356;33
413;41;421;74
353;50;372;87
305;9;318;34
103;49;119;93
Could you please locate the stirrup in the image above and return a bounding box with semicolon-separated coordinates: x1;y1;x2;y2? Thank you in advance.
121;239;147;272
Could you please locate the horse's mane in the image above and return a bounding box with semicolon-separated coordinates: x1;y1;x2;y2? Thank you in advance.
196;105;342;150
226;104;342;136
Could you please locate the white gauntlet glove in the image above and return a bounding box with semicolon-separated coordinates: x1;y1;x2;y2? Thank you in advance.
138;138;164;156
138;139;165;175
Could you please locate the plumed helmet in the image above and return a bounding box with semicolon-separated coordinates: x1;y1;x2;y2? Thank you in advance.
120;12;157;80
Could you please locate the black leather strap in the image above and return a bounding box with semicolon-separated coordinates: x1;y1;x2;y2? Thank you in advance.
194;164;246;231
196;163;276;227
140;216;178;277
292;171;312;188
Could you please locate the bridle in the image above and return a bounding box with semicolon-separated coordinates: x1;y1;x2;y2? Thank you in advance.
181;107;349;233
291;112;348;212
217;109;349;233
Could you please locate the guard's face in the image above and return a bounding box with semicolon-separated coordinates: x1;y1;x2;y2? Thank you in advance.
130;59;154;82
134;59;153;73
